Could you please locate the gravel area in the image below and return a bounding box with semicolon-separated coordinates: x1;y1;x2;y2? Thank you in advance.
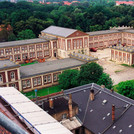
90;48;134;85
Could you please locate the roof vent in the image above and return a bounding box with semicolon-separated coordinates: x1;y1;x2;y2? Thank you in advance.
102;100;107;105
90;109;93;112
124;104;129;108
79;108;82;112
119;129;122;133
102;117;106;120
113;126;116;129
129;125;132;128
107;113;110;116
84;90;86;92
4;64;7;67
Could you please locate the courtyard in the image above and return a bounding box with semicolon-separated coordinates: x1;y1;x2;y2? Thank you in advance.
90;48;134;85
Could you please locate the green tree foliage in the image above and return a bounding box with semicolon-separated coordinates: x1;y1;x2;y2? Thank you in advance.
78;62;103;85
17;29;36;40
1;1;134;40
8;33;16;41
116;80;134;99
59;69;79;90
97;73;113;89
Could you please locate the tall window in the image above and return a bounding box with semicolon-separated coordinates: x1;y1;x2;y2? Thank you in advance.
33;78;37;86
37;77;41;85
0;74;3;83
27;80;30;87
11;72;15;79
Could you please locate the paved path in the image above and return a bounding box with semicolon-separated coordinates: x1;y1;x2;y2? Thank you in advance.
91;48;134;85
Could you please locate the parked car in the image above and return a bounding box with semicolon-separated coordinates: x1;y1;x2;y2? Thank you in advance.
90;48;97;52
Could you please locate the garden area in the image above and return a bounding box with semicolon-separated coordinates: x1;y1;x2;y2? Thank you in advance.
22;85;61;99
21;61;38;66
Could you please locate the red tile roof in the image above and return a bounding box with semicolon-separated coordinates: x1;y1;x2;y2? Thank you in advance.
116;1;134;5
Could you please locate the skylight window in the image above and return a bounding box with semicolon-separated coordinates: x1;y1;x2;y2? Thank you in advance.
84;90;86;92
107;113;110;116
102;100;107;105
119;129;122;133
129;125;132;128
90;109;93;112
102;117;106;120
79;108;82;112
113;126;116;129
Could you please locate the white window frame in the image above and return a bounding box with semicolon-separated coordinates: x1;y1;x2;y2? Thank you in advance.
11;72;15;80
0;74;3;83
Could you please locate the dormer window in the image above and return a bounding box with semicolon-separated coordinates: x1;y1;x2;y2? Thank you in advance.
0;74;3;83
11;72;15;80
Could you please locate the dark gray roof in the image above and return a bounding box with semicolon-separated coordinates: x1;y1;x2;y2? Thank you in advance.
20;58;85;78
123;29;134;34
0;38;47;48
87;30;120;36
111;45;134;53
41;26;77;38
64;83;134;134
0;60;19;69
69;53;98;62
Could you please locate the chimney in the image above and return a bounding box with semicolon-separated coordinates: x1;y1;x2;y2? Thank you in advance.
112;104;115;122
68;94;73;118
49;98;54;109
90;89;94;101
111;88;114;93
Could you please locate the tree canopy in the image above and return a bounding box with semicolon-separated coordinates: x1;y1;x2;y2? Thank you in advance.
116;80;134;99
78;62;103;85
97;73;113;89
58;69;79;90
0;1;134;41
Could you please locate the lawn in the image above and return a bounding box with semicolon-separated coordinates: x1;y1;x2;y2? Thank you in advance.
121;64;134;68
21;61;38;66
22;85;61;99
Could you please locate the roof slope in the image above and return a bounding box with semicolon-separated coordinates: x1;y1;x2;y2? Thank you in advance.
0;38;47;48
0;87;72;134
64;83;134;134
41;26;77;37
20;58;85;78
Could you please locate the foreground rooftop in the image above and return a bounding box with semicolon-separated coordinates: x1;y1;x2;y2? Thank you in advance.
64;83;134;134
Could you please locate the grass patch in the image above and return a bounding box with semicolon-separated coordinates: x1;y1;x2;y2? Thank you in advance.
121;64;130;67
115;70;122;73
21;61;38;66
22;85;61;99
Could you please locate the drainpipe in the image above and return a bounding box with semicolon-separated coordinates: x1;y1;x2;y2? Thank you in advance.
0;112;28;134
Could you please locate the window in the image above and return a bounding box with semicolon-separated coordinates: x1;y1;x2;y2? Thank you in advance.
33;78;37;86
62;113;67;119
124;56;126;62
84;39;87;47
36;44;42;50
0;49;4;56
43;44;49;49
44;51;49;56
37;52;42;57
37;77;41;85
11;83;16;88
11;72;15;79
29;45;35;51
77;40;79;49
48;75;51;82
22;81;26;88
120;56;122;61
44;76;47;83
21;46;27;52
0;74;3;83
74;40;76;49
53;42;57;49
27;80;30;87
80;40;82;48
68;41;71;50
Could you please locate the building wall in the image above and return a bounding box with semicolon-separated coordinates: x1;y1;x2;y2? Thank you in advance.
0;67;21;91
89;33;122;49
0;41;52;62
52;106;78;122
111;49;133;65
22;66;80;92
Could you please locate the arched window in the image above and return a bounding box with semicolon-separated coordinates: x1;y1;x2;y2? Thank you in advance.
11;72;15;79
0;74;3;82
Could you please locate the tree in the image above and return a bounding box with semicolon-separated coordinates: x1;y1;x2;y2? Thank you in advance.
8;33;16;41
17;29;35;40
59;69;79;90
97;73;113;89
116;80;134;99
78;62;103;85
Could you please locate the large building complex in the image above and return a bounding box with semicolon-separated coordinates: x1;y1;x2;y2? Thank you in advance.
0;25;134;91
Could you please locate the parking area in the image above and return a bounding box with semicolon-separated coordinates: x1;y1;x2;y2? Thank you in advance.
90;48;134;85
